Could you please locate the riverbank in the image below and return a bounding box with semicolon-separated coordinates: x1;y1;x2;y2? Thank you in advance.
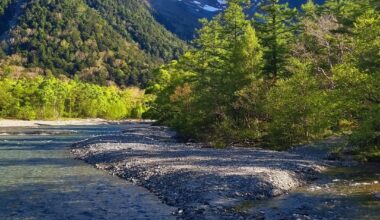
72;122;329;219
0;119;152;127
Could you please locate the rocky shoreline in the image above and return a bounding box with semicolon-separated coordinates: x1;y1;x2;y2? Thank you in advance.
71;122;327;219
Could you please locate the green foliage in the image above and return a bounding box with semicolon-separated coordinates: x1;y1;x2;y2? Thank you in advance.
323;0;377;28
0;75;146;120
148;0;380;158
328;10;380;158
351;10;380;73
265;68;331;148
254;0;298;78
148;1;264;145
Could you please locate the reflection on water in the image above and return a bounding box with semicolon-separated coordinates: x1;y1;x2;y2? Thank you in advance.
0;124;175;220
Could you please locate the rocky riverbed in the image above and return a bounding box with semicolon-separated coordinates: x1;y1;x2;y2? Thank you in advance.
71;122;328;219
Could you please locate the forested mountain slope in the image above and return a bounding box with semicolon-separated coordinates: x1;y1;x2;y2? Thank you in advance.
0;0;187;87
85;0;188;61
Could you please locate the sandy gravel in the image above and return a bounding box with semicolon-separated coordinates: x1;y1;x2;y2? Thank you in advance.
71;122;327;219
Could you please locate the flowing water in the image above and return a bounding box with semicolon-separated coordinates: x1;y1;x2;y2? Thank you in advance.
0;124;175;220
234;164;380;220
1;124;379;220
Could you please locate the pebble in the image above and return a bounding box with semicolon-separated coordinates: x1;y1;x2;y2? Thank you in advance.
292;213;311;220
72;122;326;219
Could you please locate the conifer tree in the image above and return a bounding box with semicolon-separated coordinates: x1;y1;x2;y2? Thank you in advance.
148;0;263;142
254;0;298;78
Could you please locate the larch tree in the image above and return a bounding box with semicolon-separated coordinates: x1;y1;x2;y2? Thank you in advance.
254;0;298;78
193;0;263;125
147;0;263;144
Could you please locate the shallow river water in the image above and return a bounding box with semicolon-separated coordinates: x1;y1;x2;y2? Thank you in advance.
0;124;175;220
0;124;379;220
235;162;380;219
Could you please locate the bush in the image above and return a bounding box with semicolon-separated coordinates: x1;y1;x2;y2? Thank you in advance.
265;71;331;148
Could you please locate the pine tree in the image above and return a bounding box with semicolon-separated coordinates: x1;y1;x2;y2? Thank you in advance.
351;10;380;74
254;0;298;78
148;0;263;142
194;0;262;120
323;0;378;28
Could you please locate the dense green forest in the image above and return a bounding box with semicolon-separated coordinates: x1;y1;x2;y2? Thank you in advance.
146;0;380;159
0;0;187;87
85;0;188;61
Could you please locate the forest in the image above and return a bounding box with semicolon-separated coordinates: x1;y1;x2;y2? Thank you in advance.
0;0;188;87
0;0;379;159
0;71;146;120
146;0;380;159
84;0;188;61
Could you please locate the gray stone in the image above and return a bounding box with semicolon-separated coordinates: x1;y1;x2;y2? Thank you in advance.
71;122;326;219
374;193;380;200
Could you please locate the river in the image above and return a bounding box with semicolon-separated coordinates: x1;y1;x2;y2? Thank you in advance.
0;124;175;220
0;124;379;219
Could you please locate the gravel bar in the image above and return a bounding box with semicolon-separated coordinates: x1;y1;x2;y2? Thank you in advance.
71;122;326;219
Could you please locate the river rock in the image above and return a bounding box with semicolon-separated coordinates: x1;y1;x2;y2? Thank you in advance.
71;122;326;219
374;193;380;200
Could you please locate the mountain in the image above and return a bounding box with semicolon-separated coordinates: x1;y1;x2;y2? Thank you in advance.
84;0;187;61
0;0;187;87
0;0;326;86
147;0;218;40
148;0;326;40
